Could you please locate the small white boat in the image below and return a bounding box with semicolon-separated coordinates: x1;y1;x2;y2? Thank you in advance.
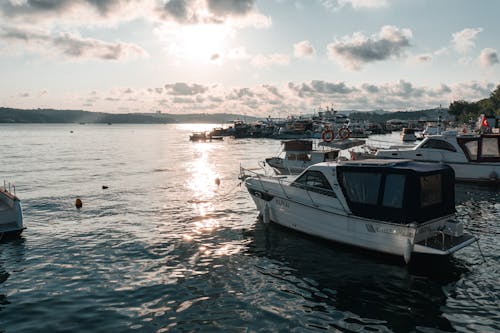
240;159;476;263
265;140;340;175
0;183;24;239
376;131;500;184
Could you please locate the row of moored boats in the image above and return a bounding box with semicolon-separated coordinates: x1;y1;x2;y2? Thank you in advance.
240;130;499;263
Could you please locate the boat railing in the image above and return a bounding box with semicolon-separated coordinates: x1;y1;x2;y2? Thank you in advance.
240;166;338;207
1;180;16;196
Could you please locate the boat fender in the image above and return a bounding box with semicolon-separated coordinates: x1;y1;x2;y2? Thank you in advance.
339;128;351;140
262;203;270;224
403;238;414;264
322;129;334;142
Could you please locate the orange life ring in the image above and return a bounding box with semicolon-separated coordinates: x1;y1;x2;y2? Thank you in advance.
339;128;351;140
322;129;334;142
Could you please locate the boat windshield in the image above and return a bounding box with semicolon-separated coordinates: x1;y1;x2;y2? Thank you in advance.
337;162;455;224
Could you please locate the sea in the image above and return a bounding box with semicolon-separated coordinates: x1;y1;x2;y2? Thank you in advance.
0;124;498;333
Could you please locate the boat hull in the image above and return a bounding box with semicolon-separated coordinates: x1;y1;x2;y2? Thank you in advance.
246;183;467;260
0;189;24;237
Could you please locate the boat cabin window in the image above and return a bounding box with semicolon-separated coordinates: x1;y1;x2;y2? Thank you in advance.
421;139;457;152
420;174;442;207
341;172;381;204
462;140;478;160
482;137;500;157
292;171;336;197
382;174;405;208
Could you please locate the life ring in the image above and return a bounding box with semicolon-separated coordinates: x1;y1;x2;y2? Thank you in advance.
339;128;351;140
322;129;334;142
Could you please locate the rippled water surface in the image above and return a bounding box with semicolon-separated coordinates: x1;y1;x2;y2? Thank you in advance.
0;124;498;332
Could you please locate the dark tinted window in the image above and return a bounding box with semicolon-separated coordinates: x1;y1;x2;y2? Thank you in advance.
420;174;442;207
341;172;381;204
421;139;456;152
293;171;335;197
382;174;405;208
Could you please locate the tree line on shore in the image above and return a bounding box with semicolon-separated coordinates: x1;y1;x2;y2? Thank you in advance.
448;84;500;123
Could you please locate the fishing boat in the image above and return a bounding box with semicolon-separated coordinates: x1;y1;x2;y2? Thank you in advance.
0;182;24;239
240;159;476;263
376;131;500;184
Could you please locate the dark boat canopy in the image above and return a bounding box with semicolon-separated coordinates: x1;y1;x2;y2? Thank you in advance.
336;160;455;224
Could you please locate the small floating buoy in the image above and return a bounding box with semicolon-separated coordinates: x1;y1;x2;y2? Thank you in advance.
75;198;83;209
102;185;109;189
215;178;220;186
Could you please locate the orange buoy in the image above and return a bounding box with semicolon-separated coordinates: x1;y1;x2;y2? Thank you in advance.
75;198;83;209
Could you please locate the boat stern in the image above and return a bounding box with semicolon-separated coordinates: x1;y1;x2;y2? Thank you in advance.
412;218;476;256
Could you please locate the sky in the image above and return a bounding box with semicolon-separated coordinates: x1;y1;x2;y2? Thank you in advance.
0;0;499;117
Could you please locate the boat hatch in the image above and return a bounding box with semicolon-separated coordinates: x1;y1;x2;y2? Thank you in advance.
337;161;455;224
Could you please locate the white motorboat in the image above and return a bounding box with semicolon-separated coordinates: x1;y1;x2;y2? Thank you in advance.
240;159;476;263
0;183;24;239
376;131;500;184
265;140;340;175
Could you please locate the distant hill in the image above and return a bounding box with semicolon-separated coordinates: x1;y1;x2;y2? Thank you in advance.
0;108;260;124
347;108;450;122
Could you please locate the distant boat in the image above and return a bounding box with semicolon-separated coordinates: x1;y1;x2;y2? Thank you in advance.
0;182;24;239
189;132;223;142
400;128;417;141
240;160;476;263
265;140;340;175
376;131;500;184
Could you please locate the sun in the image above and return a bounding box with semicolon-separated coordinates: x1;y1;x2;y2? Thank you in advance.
164;24;231;63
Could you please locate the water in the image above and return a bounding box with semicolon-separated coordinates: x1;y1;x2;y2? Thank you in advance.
0;124;498;332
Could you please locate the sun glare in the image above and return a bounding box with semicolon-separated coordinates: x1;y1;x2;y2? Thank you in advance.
167;24;231;62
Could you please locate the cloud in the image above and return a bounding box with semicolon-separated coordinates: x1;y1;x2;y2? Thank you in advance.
164;82;208;95
479;48;499;68
452;28;482;54
293;40;315;58
321;0;389;11
412;53;432;64
250;53;290;67
327;25;412;70
0;26;148;60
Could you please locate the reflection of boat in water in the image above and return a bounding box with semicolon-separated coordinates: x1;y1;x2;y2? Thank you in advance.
243;218;468;332
376;132;500;184
0;183;24;239
241;159;476;263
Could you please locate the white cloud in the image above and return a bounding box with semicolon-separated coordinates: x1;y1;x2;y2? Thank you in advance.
452;27;483;54
321;0;388;11
479;48;499;68
0;25;148;61
250;53;290;68
293;40;315;58
327;25;412;70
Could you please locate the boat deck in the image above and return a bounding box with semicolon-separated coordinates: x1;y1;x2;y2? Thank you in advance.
416;233;476;251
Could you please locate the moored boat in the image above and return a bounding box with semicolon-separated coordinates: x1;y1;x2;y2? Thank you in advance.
0;182;24;239
376;131;500;184
240;159;476;263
